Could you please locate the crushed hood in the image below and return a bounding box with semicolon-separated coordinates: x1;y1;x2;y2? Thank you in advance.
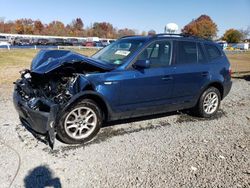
31;50;114;74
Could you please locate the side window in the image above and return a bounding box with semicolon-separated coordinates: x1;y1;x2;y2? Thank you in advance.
177;41;197;64
205;44;222;60
197;43;206;63
137;41;172;68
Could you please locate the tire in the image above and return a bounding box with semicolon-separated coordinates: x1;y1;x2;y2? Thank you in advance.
193;87;221;118
56;99;103;144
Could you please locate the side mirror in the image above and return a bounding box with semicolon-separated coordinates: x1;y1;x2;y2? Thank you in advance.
134;59;150;69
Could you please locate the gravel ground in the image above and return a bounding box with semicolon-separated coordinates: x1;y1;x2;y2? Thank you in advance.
0;78;249;188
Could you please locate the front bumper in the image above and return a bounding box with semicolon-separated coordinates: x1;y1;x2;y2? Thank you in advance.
13;89;59;148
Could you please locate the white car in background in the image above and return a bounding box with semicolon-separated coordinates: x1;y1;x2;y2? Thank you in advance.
0;35;10;46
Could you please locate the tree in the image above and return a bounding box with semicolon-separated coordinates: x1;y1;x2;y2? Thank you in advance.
92;22;115;38
182;15;218;39
148;29;156;36
34;20;44;34
222;29;243;43
15;20;25;34
71;18;84;31
45;21;66;36
14;19;34;34
141;31;147;36
117;28;135;38
239;26;250;40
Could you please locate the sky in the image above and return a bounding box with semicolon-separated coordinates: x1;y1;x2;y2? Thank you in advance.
0;0;249;37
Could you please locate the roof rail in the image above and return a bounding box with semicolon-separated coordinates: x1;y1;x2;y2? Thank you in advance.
119;35;143;39
155;33;188;37
118;33;212;41
153;33;211;41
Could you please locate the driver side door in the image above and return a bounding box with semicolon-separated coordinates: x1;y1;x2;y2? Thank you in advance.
118;40;175;114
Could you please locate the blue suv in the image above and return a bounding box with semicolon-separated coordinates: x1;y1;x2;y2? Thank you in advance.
13;34;232;147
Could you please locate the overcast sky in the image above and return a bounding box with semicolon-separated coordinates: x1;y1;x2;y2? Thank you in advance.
0;0;249;37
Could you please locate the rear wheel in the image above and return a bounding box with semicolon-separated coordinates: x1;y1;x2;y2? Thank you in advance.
193;87;221;118
57;99;102;144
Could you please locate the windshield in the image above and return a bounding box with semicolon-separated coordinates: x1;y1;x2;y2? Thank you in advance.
92;38;145;65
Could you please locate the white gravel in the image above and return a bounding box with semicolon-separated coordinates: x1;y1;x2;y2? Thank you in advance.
0;78;249;188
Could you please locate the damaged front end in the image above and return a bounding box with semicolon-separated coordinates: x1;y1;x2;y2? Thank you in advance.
13;50;112;148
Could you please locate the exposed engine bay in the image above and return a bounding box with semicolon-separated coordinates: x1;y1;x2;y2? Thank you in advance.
13;50;113;148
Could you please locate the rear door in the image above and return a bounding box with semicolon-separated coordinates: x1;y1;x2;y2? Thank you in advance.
172;40;210;104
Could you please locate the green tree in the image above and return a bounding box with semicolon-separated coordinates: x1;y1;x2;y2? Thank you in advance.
182;15;218;39
222;29;243;43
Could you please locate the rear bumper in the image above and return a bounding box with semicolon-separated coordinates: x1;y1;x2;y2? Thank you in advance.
223;80;232;99
13;89;59;148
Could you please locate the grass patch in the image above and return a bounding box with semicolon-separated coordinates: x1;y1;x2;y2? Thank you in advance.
0;48;98;85
226;51;250;73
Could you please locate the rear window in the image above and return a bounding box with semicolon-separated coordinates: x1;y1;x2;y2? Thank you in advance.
177;41;197;64
205;44;222;60
197;43;206;63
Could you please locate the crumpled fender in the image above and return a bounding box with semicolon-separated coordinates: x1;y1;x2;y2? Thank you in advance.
68;75;92;94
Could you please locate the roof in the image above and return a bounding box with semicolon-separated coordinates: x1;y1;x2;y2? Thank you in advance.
120;33;213;42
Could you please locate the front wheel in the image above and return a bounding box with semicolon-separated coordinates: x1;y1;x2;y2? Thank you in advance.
194;87;221;118
57;99;102;144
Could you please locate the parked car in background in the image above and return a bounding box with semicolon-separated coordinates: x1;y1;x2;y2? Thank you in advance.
35;38;50;45
83;41;103;47
13;34;232;147
14;38;31;46
95;41;104;47
67;38;82;46
48;38;73;46
83;41;95;47
0;35;10;46
217;41;228;50
100;39;116;46
100;39;109;46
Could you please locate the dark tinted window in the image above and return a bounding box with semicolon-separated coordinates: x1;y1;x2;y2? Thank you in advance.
197;43;206;63
205;44;222;60
177;41;197;64
138;40;172;67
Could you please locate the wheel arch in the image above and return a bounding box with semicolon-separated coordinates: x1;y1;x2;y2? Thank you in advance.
204;82;224;100
63;91;112;122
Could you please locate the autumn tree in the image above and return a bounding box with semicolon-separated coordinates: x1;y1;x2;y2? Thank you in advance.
117;28;135;38
71;18;84;31
15;20;25;34
92;22;115;38
182;15;218;39
222;29;243;43
67;18;85;37
148;29;156;36
34;20;44;34
45;21;66;36
0;18;139;38
14;19;34;34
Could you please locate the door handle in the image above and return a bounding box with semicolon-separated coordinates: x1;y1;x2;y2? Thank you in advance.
162;75;173;80
201;72;209;77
